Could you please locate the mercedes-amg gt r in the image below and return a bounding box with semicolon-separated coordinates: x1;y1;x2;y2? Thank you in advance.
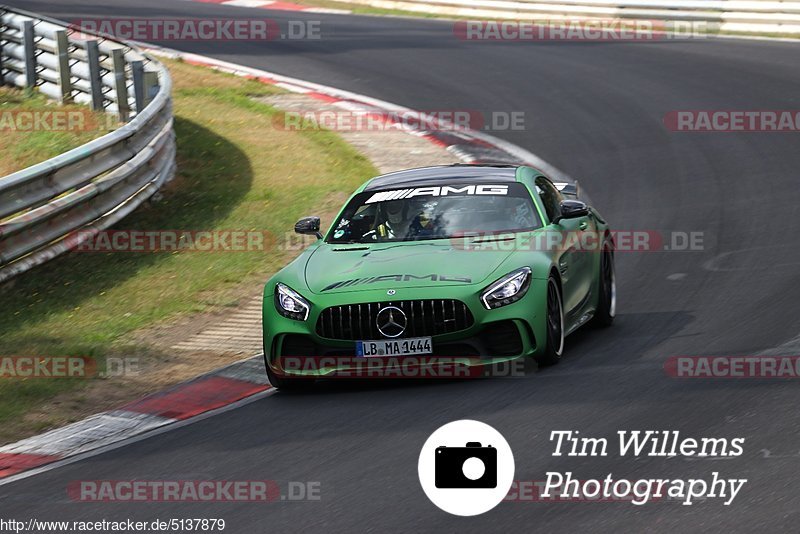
262;164;615;388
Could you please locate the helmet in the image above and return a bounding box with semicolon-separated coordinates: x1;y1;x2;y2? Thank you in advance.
384;200;405;224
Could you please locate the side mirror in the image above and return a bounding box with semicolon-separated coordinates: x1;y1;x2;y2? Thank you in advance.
553;200;589;225
294;216;322;239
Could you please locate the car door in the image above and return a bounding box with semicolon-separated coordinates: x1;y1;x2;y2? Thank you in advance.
535;177;594;317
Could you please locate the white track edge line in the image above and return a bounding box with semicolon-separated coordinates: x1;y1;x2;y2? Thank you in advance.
0;384;276;487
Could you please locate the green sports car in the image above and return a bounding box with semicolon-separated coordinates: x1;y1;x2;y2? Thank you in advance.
262;164;615;389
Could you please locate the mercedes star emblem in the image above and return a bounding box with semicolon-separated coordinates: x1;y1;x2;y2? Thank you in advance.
376;306;407;338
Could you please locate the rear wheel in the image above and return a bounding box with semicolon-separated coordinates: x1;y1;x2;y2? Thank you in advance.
536;275;565;366
592;236;616;327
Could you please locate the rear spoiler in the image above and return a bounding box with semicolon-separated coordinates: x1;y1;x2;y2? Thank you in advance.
553;181;580;199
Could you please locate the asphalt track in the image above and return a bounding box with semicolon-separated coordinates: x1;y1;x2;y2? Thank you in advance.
3;1;800;531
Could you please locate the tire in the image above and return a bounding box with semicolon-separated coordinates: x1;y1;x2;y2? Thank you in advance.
265;361;315;390
536;275;565;366
592;236;616;327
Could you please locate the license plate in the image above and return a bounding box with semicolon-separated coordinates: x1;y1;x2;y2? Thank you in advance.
356;337;432;357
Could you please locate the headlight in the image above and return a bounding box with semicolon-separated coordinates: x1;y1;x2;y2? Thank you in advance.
275;283;310;320
480;267;532;310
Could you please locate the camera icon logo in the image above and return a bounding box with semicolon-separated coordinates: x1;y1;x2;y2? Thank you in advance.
418;420;514;516
435;442;497;489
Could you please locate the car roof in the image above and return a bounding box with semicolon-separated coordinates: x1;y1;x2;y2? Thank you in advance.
362;164;520;192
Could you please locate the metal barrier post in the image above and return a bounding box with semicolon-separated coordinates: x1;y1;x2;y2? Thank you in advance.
132;60;145;114
22;19;36;88
143;70;159;109
0;12;5;85
86;40;104;111
54;30;71;103
112;48;129;122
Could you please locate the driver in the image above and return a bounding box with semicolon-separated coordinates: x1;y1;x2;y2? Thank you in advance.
373;200;412;240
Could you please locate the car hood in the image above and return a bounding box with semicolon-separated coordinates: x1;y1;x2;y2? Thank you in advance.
304;241;515;295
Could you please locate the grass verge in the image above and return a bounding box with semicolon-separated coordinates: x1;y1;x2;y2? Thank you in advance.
0;58;377;442
0;88;110;176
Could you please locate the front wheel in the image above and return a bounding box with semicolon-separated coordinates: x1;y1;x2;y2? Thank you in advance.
536;275;565;366
265;361;315;390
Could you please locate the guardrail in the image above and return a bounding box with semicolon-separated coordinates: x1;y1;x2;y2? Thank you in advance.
328;0;800;34
0;6;175;284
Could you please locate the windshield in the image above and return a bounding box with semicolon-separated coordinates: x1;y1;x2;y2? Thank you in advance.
327;182;541;243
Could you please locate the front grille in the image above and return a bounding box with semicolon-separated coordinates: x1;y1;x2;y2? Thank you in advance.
316;300;474;340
